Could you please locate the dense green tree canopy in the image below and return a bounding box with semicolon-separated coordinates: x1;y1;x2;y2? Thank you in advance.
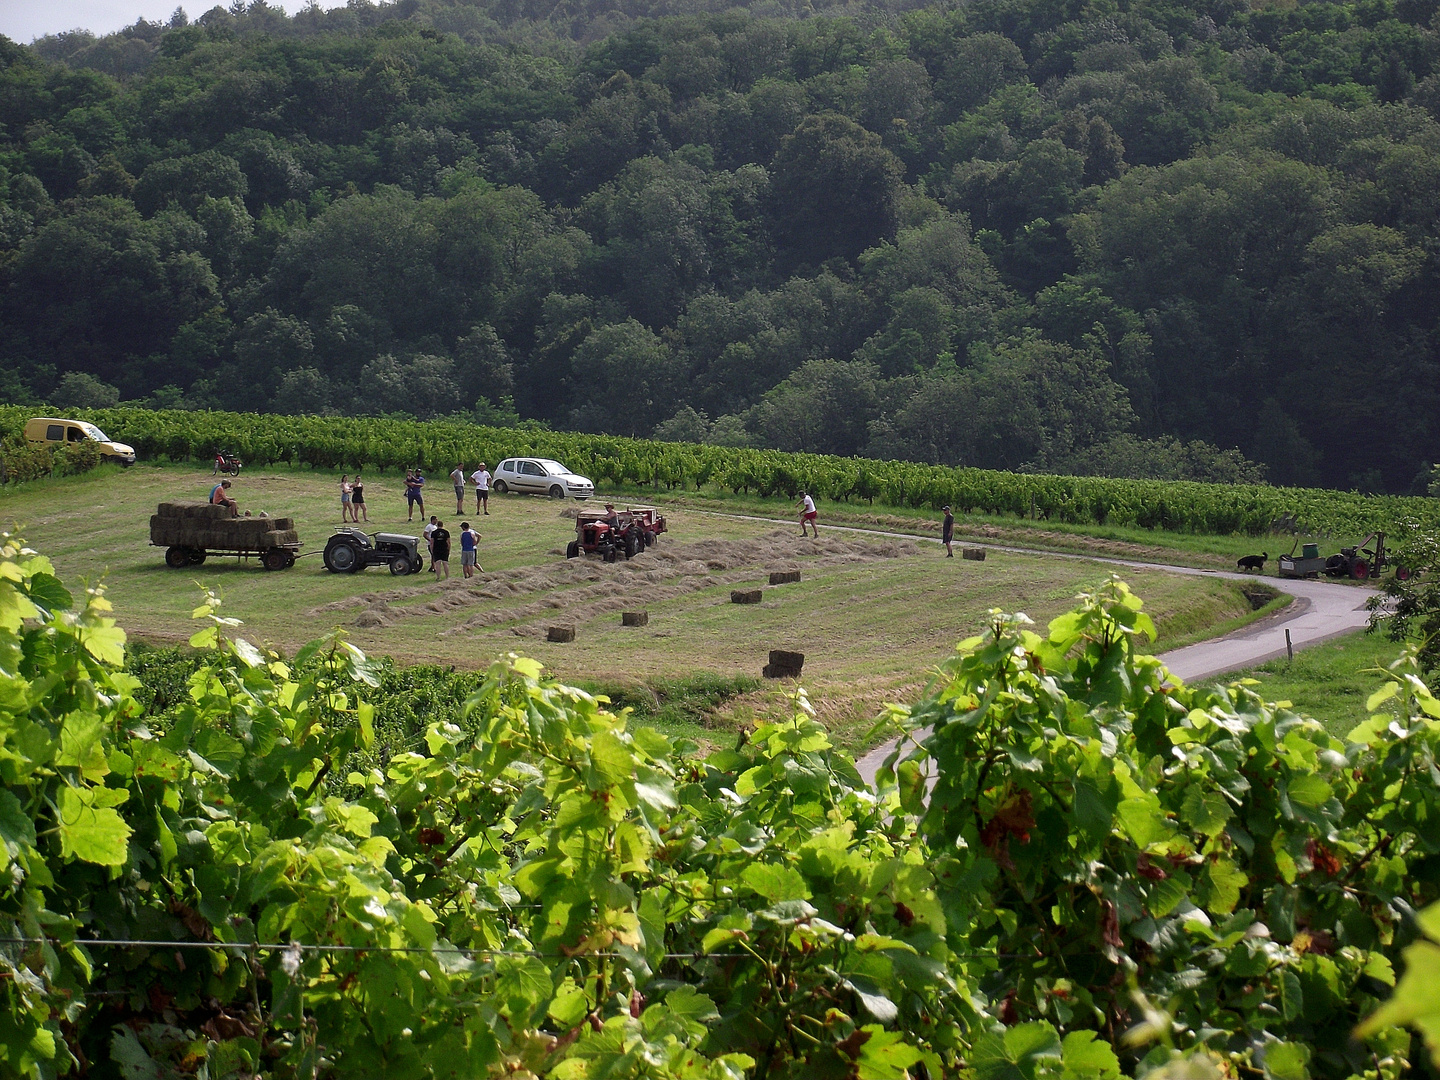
5;0;1440;488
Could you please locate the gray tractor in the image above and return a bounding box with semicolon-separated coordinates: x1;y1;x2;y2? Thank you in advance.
322;528;424;575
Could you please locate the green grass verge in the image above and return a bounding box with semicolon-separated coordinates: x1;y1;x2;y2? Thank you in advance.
1231;630;1403;739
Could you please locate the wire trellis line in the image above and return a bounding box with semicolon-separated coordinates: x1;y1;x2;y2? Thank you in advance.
0;937;1046;961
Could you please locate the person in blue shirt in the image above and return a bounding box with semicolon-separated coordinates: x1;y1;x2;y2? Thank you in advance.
405;469;425;521
459;521;480;578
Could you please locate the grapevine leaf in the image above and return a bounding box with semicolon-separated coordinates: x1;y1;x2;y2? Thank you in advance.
852;1025;923;1080
588;730;633;789
0;788;36;865
897;759;926;816
1181;788;1231;838
57;785;132;866
1059;1030;1120;1079
80;621;126;666
971;1021;1063;1080
1261;1040;1310;1080
741;862;811;903
25;572;72;613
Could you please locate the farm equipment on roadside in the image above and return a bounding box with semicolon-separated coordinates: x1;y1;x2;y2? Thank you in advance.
322;528;424;575
150;502;300;571
565;506;667;562
1278;532;1411;581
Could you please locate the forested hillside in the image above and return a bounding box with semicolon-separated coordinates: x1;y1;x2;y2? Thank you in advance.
3;0;1440;490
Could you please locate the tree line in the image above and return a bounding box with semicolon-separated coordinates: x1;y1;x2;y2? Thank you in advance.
3;0;1440;490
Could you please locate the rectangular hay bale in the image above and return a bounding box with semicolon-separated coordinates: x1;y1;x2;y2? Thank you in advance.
621;611;649;627
962;547;987;561
547;626;576;642
731;589;763;604
768;571;801;585
764;649;805;679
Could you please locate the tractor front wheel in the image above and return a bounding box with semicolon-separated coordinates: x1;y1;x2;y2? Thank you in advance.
566;540;580;559
389;554;414;576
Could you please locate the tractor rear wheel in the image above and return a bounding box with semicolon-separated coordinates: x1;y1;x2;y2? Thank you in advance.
165;546;191;569
324;539;363;574
1350;558;1370;580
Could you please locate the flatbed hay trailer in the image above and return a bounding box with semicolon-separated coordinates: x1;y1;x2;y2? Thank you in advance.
150;502;301;571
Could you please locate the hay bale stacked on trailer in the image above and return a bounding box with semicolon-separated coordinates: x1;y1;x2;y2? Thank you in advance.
150;502;301;571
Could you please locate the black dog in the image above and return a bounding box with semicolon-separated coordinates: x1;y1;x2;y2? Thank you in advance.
1236;552;1268;572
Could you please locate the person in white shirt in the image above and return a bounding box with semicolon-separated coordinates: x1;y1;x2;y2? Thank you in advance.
424;516;438;571
471;463;491;516
799;492;819;537
451;465;466;514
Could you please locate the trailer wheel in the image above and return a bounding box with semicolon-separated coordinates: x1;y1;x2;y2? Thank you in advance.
263;548;290;572
1350;558;1370;580
188;550;207;565
165;546;191;568
389;554;414;576
566;540;580;559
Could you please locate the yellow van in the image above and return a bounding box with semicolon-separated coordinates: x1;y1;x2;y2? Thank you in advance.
24;417;136;465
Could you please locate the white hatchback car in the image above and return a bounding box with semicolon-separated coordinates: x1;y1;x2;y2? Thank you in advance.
492;457;594;499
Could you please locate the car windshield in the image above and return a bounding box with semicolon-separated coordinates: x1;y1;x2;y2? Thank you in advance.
534;459;567;474
81;423;109;442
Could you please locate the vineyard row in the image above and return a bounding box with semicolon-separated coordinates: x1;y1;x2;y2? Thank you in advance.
4;405;1436;537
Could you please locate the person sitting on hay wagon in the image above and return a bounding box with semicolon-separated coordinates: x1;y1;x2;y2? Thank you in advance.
209;478;238;515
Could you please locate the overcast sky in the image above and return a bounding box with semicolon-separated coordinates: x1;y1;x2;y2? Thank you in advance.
0;0;349;43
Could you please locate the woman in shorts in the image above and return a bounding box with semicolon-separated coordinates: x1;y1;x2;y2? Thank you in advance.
351;472;368;523
340;474;353;522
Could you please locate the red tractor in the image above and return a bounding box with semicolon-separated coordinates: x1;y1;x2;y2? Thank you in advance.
566;506;667;562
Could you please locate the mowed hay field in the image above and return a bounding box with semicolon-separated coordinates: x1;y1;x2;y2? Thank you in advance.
1;463;1275;745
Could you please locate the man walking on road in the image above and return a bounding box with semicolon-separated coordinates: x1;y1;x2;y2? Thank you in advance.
799;492;819;538
942;505;954;557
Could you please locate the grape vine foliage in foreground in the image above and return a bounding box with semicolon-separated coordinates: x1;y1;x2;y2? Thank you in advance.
2;530;1440;1077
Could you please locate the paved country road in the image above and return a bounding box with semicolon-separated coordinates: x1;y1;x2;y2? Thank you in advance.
682;510;1378;782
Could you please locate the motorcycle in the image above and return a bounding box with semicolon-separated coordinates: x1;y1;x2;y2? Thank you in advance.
212;450;243;477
